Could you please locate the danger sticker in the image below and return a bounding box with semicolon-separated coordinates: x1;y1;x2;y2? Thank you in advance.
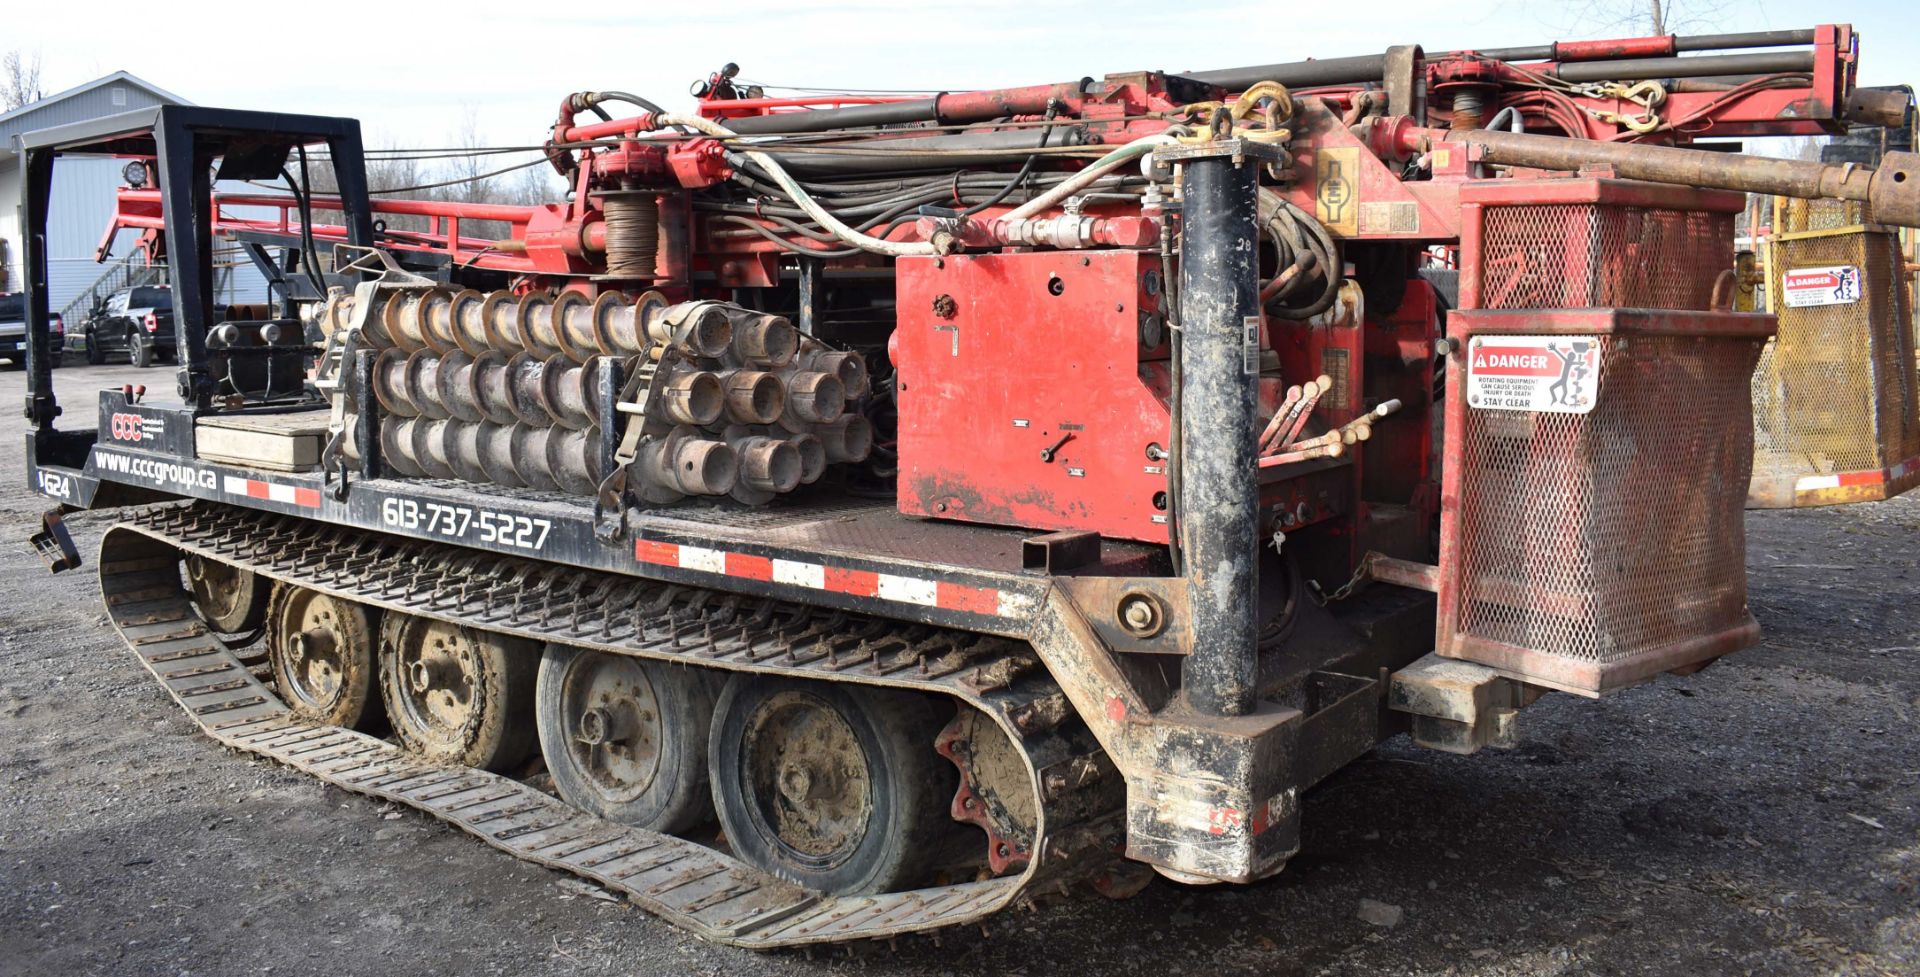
1782;265;1862;307
1466;335;1600;414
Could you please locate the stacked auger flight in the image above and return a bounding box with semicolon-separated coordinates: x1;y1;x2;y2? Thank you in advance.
317;287;871;504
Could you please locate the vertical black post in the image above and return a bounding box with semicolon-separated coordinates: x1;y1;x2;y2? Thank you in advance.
326;125;377;250
278;248;300;316
1175;148;1264;717
155;115;217;409
595;356;622;479
20;146;60;433
352;349;381;479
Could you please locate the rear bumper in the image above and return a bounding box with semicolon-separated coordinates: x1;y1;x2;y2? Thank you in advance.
0;336;66;356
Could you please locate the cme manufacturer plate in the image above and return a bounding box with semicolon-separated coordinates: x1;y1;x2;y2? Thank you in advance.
1782;265;1862;307
1465;335;1600;414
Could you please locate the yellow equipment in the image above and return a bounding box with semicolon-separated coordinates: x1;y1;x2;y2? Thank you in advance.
1748;196;1920;506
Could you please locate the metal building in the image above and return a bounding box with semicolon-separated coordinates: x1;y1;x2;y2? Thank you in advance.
0;71;269;321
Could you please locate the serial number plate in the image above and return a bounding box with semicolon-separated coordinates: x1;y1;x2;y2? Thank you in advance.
379;497;552;551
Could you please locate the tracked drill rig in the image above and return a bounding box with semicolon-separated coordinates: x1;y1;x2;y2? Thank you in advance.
18;25;1920;947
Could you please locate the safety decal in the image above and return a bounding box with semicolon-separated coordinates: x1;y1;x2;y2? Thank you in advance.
1782;265;1862;308
1465;335;1600;415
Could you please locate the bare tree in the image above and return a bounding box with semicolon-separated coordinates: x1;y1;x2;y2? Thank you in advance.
509;163;563;207
418;108;566;238
364;153;430;233
1553;0;1732;38
2;49;44;111
261;109;566;261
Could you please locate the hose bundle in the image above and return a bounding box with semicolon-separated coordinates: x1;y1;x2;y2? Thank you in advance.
1257;188;1342;320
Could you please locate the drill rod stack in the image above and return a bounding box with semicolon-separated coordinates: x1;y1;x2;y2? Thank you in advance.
318;288;871;502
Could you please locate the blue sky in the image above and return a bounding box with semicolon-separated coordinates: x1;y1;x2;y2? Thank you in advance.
12;0;1920;151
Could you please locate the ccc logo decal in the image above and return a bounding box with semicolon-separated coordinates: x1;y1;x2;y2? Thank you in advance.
110;413;147;442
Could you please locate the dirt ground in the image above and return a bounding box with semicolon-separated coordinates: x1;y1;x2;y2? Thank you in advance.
1;359;1916;977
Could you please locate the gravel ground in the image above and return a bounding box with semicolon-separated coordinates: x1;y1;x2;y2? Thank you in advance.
1;360;1916;977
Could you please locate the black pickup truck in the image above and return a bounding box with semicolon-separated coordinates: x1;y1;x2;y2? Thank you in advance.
83;285;175;367
0;293;64;368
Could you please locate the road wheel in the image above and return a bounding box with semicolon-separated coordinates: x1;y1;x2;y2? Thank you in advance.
536;646;716;832
267;583;379;729
85;332;105;365
709;676;955;894
129;327;153;367
184;554;268;634
380;614;536;771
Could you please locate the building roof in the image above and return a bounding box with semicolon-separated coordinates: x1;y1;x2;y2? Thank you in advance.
1;71;191;159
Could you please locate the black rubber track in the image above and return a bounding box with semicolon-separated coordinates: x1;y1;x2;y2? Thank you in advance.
97;503;1125;947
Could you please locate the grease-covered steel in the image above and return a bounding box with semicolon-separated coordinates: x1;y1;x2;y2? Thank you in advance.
1174;146;1265;718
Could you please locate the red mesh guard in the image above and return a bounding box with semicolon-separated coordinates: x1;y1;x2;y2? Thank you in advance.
1474;205;1733;311
1448;333;1761;689
1444;182;1767;694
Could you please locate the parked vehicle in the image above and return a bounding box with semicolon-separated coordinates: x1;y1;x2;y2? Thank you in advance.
83;285;174;367
0;293;63;368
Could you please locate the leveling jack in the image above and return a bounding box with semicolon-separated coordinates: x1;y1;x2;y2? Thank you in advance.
31;509;81;574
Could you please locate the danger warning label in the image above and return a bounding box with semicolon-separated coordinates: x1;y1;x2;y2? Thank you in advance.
1466;335;1600;414
1782;265;1861;308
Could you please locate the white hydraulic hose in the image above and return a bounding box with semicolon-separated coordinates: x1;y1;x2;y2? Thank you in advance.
658;113;940;258
660;115;1181;253
1002;132;1182;220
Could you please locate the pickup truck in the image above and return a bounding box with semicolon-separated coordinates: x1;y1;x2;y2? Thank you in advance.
83;285;175;367
0;293;64;368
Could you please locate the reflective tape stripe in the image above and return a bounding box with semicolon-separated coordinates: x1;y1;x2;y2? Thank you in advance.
877;574;938;606
634;538;1014;617
223;475;321;509
772;559;825;588
1794;455;1920;494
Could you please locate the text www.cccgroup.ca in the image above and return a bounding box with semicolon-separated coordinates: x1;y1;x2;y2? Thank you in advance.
94;450;218;491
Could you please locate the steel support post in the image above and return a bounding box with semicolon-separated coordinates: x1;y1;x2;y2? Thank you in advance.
20;146;61;431
1170;142;1270;717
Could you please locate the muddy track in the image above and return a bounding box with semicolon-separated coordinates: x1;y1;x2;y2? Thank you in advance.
96;501;1124;948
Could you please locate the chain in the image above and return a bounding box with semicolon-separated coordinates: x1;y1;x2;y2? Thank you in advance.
1308;552;1377;606
1579;80;1667;135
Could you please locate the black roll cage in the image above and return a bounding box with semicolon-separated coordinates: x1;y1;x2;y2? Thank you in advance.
18;106;375;467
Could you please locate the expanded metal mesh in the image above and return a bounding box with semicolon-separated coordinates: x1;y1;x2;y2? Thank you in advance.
1475;204;1732;311
1455;334;1760;670
1446;185;1764;692
1750;199;1920;496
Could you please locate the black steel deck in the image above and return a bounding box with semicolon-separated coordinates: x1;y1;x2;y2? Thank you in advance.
34;394;1161;638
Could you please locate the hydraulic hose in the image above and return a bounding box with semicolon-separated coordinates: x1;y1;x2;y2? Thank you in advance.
1003;132;1182;220
1257;188;1342;319
658;114;941;257
594;90;672;118
962;99;1062;216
